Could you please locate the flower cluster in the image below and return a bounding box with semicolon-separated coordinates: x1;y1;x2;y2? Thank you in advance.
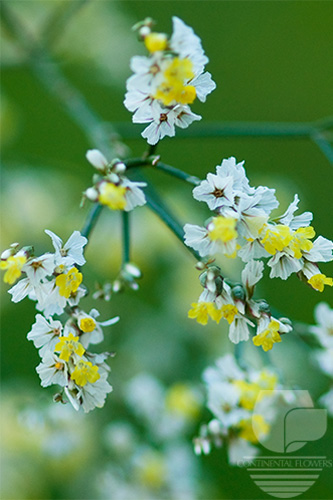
194;354;287;463
1;230;119;412
185;156;333;350
309;302;333;416
84;149;146;211
124;17;216;145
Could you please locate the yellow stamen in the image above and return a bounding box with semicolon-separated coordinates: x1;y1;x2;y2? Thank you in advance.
54;333;85;362
144;32;168;53
221;304;238;325
55;267;82;298
289;226;315;259
308;273;333;292
253;319;282;351
260;225;293;255
71;360;100;386
0;255;26;284
188;302;222;325
99;182;127;210
79;317;96;333
208;216;237;243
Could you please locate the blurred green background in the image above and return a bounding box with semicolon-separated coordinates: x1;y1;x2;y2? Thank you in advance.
1;1;333;499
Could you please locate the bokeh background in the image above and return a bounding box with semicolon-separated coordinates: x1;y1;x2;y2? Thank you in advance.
1;1;333;499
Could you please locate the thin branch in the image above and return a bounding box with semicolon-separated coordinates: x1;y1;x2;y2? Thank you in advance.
125;157;201;185
81;203;103;239
144;192;201;262
122;211;130;265
311;132;333;165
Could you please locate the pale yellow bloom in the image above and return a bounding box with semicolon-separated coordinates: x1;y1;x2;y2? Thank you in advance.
308;273;333;292
188;302;222;325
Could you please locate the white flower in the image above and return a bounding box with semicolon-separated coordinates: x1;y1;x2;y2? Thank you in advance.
170;16;209;72
192;173;234;210
267;251;303;280
309;302;333;348
228;316;253;344
139;101;178;145
27;314;62;357
216;157;254;195
125;16;215;145
45;229;87;266
302;236;333;263
8;277;34;303
65;374;113;413
206;382;248;428
75;308;119;348
36;351;68;388
184;216;238;258
278;194;313;229
35;279;67;317
241;260;264;291
121;178;147;211
22;253;55;286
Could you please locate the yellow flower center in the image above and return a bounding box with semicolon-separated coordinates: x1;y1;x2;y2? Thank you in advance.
144;32;168;53
99;182;127;210
221;304;238;325
308;273;333;292
260;224;293;255
79;317;96;333
54;333;85;362
55;267;82;298
0;255;27;284
253;319;282;351
71;360;100;386
188;302;222;325
154;57;196;106
208;216;238;243
288;226;315;259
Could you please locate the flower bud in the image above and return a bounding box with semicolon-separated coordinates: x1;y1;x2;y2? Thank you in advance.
85;187;99;202
231;285;246;301
124;262;141;278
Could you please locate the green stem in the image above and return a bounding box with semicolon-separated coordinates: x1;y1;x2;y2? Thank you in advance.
144;192;202;262
122;211;130;265
81;203;103;239
125;157;201;185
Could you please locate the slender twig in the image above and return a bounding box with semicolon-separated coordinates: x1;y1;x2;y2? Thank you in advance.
144;192;201;262
311;132;333;165
122;211;130;265
125;157;201;185
81;203;103;239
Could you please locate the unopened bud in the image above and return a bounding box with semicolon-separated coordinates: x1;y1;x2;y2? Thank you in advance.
113;162;126;174
112;280;122;293
258;300;271;314
231;285;246;301
85;187;99;202
124;262;141;278
139;26;151;38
